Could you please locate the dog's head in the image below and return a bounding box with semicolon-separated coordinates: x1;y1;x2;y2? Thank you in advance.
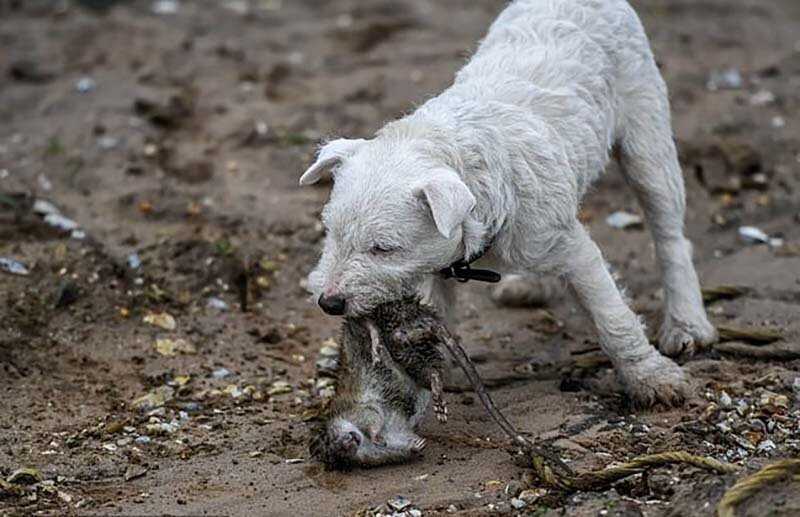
300;137;476;316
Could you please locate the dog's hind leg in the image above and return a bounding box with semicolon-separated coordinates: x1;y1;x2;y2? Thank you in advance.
561;226;689;407
491;274;562;308
616;79;717;357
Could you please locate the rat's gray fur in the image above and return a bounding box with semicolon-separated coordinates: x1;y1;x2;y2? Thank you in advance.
309;298;446;470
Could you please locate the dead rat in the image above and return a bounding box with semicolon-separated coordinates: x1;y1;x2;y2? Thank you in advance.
310;297;571;476
308;298;447;470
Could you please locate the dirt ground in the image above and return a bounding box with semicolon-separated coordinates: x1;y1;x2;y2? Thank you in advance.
2;0;800;516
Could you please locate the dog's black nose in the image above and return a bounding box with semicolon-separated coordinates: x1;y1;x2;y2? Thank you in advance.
318;294;346;315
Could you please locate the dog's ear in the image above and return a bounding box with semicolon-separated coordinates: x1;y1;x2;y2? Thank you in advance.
414;170;476;239
299;138;367;186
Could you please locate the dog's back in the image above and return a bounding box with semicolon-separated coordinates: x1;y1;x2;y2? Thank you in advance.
413;0;656;198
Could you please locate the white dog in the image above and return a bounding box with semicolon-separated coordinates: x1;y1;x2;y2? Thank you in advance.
300;0;717;406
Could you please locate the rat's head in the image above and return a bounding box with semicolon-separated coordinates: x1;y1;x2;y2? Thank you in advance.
300;137;477;316
309;403;426;470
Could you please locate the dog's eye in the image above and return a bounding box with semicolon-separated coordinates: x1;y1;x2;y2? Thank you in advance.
370;244;400;255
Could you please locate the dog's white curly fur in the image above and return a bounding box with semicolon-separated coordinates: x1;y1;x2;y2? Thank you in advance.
302;0;717;406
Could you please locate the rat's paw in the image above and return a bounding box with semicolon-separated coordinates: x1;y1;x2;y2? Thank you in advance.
412;438;427;453
658;313;718;358
430;371;447;423
616;351;690;408
433;399;448;424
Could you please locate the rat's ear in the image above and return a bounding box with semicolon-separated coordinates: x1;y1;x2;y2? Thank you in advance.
413;169;476;239
299;138;367;186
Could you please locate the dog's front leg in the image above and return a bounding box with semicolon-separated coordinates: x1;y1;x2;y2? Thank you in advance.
561;226;689;407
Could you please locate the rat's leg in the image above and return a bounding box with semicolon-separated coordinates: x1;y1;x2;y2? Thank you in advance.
365;319;385;366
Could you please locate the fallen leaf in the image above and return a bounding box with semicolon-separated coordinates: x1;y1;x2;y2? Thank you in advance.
7;468;42;485
132;386;175;411
124;465;148;482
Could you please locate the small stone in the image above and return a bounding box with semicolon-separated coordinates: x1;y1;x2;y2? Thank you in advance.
171;375;191;387
703;402;720;422
267;381;292;396
760;392;790;410
315;377;336;398
792;378;800;394
143;312;176;330
223;384;243;398
736;400;749;417
504;480;523;498
388;496;411;511
319;345;340;358
151;0;178;14
315;357;338;376
0;257;29;276
97;136;119;150
105;420;126;434
510;498;526;510
284;458;304;464
135;436;151;445
124;465;147;482
76;76;96;93
154;338;196;357
750;90;776;106
408;509;422;517
719;391;733;409
127;253;142;269
146;421;179;435
212;368;232;379
519;488;548;503
707;68;742;91
32;199;59;216
207;297;229;311
44;213;79;232
446;505;458;513
739;226;770;244
758;439;776;453
485;480;504;491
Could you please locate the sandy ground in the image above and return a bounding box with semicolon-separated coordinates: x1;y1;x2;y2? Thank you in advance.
1;0;800;515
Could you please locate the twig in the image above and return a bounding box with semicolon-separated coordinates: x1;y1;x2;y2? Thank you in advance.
714;341;800;360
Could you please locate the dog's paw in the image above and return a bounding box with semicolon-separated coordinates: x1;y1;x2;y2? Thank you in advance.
658;314;718;358
491;275;555;308
616;351;690;408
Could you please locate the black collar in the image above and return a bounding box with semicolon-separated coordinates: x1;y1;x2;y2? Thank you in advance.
439;243;501;283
